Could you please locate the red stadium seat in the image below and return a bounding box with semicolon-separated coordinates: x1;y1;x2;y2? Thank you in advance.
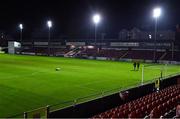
150;107;161;118
162;102;168;113
147;104;153;114
128;111;137;118
141;106;147;117
123;109;129;118
92;85;180;118
118;112;125;118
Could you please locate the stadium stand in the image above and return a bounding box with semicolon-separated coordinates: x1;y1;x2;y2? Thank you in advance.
80;48;180;61
92;85;180;118
20;45;180;61
50;48;69;56
21;47;69;56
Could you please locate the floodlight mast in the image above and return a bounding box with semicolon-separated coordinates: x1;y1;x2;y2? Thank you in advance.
153;8;161;62
92;14;101;58
47;20;52;56
19;24;23;54
93;14;101;46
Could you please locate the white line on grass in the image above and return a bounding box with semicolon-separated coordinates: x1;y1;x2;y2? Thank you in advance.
1;72;43;80
74;85;98;92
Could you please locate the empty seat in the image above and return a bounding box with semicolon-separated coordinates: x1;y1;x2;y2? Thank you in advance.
150;107;161;118
147;104;153;113
92;85;180;118
128;111;137;118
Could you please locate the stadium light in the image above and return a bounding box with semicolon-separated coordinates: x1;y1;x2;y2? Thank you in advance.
149;34;152;39
93;14;101;25
47;20;52;28
47;20;52;56
153;8;161;18
19;24;23;30
92;14;101;58
19;23;23;54
152;7;161;62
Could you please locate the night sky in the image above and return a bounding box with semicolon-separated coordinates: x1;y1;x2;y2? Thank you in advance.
0;0;180;39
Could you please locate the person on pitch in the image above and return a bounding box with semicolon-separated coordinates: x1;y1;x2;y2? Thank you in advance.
133;62;137;71
137;62;140;71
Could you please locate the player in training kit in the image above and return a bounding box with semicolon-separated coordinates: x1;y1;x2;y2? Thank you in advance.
133;62;137;71
137;62;140;71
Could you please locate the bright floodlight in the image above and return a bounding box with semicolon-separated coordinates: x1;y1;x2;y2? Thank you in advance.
93;14;101;24
149;34;152;39
153;8;161;18
19;24;23;30
47;20;52;28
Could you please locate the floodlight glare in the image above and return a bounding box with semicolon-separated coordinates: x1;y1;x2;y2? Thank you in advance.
93;14;101;24
149;34;152;39
153;8;161;18
47;20;52;28
19;24;23;30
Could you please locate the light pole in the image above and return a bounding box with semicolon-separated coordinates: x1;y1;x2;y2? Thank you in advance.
153;8;161;62
47;20;52;56
92;14;101;58
19;24;23;53
92;14;101;47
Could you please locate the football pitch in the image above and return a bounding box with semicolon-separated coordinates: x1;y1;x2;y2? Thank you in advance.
0;54;179;117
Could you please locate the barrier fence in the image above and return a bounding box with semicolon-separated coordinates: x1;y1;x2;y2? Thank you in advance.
7;72;180;118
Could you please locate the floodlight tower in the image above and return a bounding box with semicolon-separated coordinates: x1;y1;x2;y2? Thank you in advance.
153;7;161;62
47;20;52;56
19;24;23;53
92;14;101;48
19;24;23;43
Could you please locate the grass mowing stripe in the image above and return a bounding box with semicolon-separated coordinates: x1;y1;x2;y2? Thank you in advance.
0;54;179;117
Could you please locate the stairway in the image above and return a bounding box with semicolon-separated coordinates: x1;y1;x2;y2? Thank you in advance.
159;52;167;60
120;51;129;59
64;48;81;57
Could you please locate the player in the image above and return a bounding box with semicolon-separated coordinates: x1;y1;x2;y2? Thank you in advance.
137;62;140;71
133;62;136;71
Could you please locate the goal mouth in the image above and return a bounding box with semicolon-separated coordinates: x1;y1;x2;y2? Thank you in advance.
141;63;180;85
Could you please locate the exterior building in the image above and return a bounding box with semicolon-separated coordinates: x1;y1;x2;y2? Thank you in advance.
118;28;175;41
119;29;128;40
130;27;142;40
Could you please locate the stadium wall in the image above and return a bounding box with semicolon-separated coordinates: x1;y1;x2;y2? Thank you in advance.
49;75;179;118
92;56;180;64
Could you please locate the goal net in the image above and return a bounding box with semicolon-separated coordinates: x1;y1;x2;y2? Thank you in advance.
141;63;180;85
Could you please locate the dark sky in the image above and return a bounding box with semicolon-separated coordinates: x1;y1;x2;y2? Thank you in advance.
0;0;180;39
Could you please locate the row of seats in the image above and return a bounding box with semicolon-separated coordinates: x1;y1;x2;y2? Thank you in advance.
22;47;69;56
21;47;180;61
92;85;180;118
81;49;180;61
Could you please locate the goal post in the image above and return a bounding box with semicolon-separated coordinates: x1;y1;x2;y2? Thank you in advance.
141;65;144;85
141;63;169;85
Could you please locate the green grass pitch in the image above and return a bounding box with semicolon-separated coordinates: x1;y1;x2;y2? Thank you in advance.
0;54;179;117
